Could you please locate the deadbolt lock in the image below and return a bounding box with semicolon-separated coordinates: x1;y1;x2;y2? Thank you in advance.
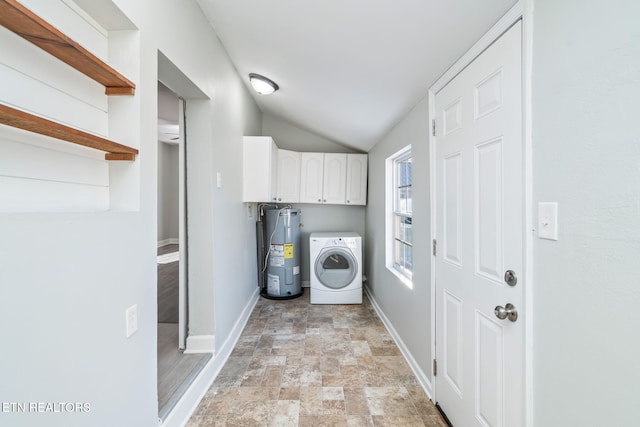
504;270;517;287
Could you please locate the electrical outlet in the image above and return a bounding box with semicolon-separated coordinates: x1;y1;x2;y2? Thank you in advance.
126;304;138;338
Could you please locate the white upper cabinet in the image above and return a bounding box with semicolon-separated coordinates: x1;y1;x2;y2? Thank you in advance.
242;136;277;202
345;154;368;205
322;153;347;204
244;138;367;205
300;153;348;204
276;149;301;203
299;152;325;203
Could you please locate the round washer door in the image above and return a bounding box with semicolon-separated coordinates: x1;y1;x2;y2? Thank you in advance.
314;247;358;290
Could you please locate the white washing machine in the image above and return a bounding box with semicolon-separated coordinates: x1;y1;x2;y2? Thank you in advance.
310;232;362;304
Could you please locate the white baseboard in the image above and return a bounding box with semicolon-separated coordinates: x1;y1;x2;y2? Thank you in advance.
215;287;260;359
161;287;260;427
158;238;179;248
364;286;434;399
184;335;215;354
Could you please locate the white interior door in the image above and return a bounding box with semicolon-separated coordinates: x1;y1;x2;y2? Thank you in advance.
435;21;523;427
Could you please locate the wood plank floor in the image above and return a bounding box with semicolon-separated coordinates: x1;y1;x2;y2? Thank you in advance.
157;243;211;421
158;243;179;324
158;323;211;421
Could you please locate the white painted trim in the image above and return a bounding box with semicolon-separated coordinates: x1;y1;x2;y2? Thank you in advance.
216;287;260;358
364;286;433;399
178;97;187;350
184;335;215;354
522;1;535;426
160;287;260;427
427;3;530;424
428;90;437;394
157;238;179;248
430;1;525;95
384;145;413;288
158;351;219;427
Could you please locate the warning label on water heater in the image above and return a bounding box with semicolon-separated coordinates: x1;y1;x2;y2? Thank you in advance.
270;244;284;266
284;244;294;259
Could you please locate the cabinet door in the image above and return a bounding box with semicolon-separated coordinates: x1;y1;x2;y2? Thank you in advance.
299;153;324;203
345;154;368;205
322;153;347;204
243;136;277;202
269;142;278;202
276;149;301;203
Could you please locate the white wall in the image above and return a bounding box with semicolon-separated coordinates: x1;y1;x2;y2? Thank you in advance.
364;96;432;380
156;83;180;244
0;1;262;426
157;141;179;243
290;204;366;283
263;113;359;153
0;0;111;212
531;1;640;425
363;1;640;423
119;0;263;375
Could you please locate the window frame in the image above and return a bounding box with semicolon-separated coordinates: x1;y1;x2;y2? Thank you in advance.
385;145;413;286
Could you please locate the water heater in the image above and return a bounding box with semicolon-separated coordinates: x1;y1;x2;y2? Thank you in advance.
262;207;302;299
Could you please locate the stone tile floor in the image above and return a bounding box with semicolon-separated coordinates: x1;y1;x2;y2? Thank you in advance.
186;291;447;426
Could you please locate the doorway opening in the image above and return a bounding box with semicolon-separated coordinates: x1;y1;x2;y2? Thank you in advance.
156;50;213;421
157;81;210;420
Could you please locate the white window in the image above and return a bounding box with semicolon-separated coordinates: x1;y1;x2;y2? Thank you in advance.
386;146;413;285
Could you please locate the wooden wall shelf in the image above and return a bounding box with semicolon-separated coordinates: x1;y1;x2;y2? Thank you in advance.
0;104;138;161
0;1;138;161
0;0;136;95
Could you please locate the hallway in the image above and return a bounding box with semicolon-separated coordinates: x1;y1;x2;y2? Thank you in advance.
186;292;446;426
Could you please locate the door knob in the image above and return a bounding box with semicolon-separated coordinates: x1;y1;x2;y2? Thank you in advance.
494;303;518;322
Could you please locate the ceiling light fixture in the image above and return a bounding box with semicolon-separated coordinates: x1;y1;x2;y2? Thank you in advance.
249;73;279;95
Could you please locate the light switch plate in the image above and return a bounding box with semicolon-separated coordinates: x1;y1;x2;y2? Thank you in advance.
216;172;222;189
126;304;138;338
538;202;558;240
246;203;254;220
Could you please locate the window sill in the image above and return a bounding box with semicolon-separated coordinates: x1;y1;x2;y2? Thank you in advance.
386;265;413;289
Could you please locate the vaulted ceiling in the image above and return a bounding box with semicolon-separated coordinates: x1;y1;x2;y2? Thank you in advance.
196;0;518;152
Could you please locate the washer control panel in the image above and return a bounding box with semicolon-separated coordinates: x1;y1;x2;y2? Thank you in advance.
327;238;357;250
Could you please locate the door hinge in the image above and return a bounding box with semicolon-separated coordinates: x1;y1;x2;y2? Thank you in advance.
432;119;436;136
433;359;438;376
433;239;437;256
